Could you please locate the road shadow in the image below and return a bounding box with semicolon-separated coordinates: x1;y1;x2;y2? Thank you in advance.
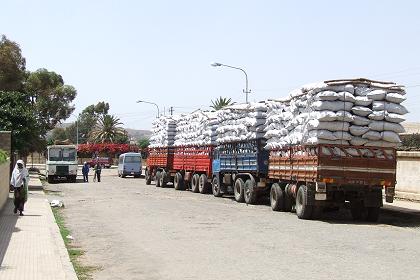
0;197;19;268
316;203;420;228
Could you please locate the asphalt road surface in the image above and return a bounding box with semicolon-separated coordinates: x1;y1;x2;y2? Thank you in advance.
45;169;420;280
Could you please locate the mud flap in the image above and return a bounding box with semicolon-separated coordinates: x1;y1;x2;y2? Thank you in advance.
364;190;383;208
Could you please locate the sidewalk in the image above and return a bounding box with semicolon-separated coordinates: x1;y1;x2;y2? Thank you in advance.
0;176;77;280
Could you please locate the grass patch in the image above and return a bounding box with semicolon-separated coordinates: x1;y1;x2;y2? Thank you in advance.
52;207;100;280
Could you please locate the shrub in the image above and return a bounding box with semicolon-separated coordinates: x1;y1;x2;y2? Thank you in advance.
0;149;8;164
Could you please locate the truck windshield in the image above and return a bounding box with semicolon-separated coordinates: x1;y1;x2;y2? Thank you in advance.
49;148;76;161
125;156;141;163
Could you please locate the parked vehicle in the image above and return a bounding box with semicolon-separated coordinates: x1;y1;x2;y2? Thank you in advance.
172;145;213;192
211;139;269;204
46;145;78;183
87;157;113;168
267;144;396;221
118;152;142;178
145;147;174;185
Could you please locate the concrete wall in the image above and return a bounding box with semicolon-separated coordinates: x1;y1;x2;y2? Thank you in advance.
0;161;10;211
0;131;11;156
396;151;420;200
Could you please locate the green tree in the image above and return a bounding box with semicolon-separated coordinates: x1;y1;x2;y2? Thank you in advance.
210;96;232;110
90;114;126;143
137;138;150;149
25;68;77;133
0;35;26;91
0;91;42;155
74;101;110;144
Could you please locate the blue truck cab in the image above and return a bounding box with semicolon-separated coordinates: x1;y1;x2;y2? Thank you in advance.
211;139;269;204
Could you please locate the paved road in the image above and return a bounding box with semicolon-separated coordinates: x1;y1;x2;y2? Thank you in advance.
46;169;420;280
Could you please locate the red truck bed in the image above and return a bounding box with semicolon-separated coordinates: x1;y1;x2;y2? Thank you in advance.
268;144;396;188
173;146;213;176
147;147;174;169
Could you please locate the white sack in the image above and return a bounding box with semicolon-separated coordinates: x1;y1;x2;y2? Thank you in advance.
369;121;405;133
311;101;353;112
372;101;409;114
349;125;370;136
352;106;372;117
385;93;406;104
381;131;401;143
362;131;382;141
367;89;387;101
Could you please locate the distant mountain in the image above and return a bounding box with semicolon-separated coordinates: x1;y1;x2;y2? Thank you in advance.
125;128;152;140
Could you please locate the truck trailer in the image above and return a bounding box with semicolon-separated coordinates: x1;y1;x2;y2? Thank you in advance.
267;144;396;221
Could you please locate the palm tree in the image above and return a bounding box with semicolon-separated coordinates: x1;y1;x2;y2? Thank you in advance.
210;96;232;110
89;114;126;143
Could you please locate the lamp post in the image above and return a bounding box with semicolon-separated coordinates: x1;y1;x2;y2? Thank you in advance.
70;113;79;147
136;100;160;118
211;62;251;103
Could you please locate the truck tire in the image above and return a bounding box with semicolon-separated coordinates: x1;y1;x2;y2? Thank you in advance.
270;183;284;211
191;174;200;193
199;174;208;194
366;207;380;222
284;190;293;212
155;171;161;188
295;185;313;219
350;200;364;220
234;178;245;203
145;169;152;185
174;172;184;190
160;170;167;188
212;176;222;197
244;179;258;204
47;175;53;184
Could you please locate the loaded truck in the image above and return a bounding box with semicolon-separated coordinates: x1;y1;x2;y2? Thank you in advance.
211;139;269;204
145;147;174;186
146;145;214;193
46;144;78;183
267;144;396;221
172;145;213;193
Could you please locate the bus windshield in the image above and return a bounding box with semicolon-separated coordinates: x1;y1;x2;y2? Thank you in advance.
49;147;77;162
125;156;141;163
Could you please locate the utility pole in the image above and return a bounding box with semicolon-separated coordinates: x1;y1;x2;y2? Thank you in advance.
169;106;174;115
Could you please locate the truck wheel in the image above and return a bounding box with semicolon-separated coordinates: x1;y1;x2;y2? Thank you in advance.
212;176;222;197
244;179;258;204
295;185;313;219
366;207;380;222
284;191;293;212
270;183;284;211
174;172;184;190
191;174;200;193
350;200;364;220
234;178;245;203
160;170;167;188
145;169;152;185
155;171;161;188
199;174;208;194
47;175;53;184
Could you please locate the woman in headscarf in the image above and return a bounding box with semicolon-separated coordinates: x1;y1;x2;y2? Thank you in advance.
10;159;30;216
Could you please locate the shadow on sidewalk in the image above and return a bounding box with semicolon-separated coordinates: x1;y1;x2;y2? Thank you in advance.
0;197;19;269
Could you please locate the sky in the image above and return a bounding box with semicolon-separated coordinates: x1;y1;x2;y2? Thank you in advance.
1;0;420;130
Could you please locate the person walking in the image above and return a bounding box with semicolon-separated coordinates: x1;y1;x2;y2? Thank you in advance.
94;163;102;182
10;159;29;216
82;162;89;182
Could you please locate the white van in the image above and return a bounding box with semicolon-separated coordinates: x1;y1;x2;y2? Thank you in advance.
118;152;142;178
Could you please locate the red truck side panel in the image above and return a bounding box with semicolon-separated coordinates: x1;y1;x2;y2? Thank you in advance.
268;144;396;187
147;147;174;170
173;146;213;176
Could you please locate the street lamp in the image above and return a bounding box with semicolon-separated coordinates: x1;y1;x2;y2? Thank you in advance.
70;113;79;147
136;100;160;118
211;62;251;103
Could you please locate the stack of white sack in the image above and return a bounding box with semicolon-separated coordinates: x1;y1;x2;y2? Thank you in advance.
174;110;218;146
149;116;178;148
217;102;268;143
264;78;407;150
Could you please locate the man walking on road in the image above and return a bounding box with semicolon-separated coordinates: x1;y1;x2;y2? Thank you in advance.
94;163;102;182
82;162;89;182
